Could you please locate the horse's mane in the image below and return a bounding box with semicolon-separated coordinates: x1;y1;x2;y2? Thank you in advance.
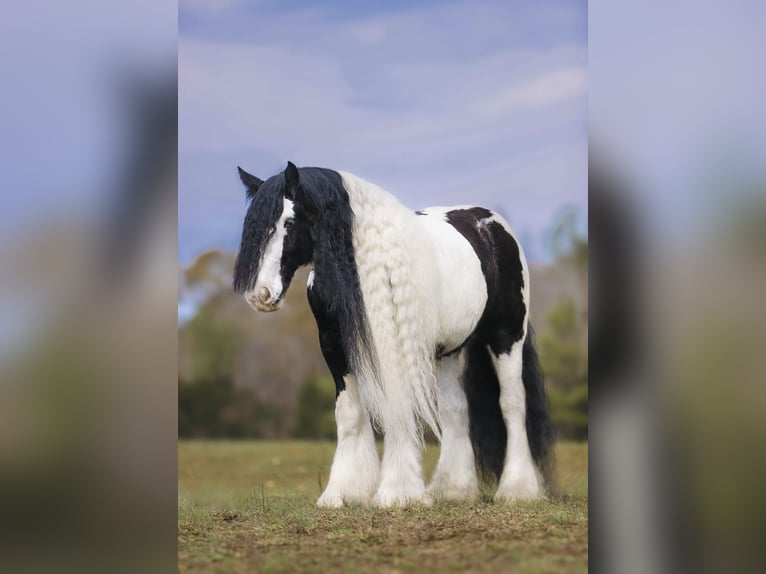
234;166;440;441
294;168;379;387
337;171;441;440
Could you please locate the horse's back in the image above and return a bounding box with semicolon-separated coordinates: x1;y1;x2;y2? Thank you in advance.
415;205;529;353
415;204;526;276
413;207;485;353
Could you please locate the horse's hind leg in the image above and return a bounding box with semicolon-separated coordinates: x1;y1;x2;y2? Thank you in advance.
489;332;543;501
426;350;479;501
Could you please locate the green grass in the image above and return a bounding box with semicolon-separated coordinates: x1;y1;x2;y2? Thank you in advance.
179;440;588;573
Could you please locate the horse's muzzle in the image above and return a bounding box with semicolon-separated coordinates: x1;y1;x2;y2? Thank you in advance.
253;300;281;312
246;286;282;312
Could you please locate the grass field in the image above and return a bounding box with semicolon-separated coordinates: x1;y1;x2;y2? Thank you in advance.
179;440;587;573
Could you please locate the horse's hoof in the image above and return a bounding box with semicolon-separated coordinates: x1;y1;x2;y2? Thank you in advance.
494;481;543;503
373;487;429;508
316;492;344;508
426;483;480;503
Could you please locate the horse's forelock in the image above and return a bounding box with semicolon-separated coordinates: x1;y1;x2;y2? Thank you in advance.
233;178;286;292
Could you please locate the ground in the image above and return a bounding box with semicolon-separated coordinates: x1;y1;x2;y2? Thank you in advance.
179;440;588;573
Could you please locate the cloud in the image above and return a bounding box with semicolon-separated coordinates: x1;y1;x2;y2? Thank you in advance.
179;38;585;159
481;67;587;116
350;22;388;46
179;1;587;262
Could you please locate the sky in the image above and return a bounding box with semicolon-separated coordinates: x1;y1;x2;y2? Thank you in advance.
178;0;588;264
1;1;763;334
589;0;766;238
1;1;762;267
0;0;177;240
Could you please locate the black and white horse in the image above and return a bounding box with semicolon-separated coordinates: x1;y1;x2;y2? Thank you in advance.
234;162;554;507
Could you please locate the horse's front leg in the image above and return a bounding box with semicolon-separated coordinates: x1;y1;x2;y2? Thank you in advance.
317;375;379;507
309;285;380;507
373;390;428;507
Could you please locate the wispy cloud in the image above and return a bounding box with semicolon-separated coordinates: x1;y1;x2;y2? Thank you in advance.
481;67;587;116
349;21;389;46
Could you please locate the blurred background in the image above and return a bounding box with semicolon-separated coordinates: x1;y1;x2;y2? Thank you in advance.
177;1;589;443
590;1;766;573
1;0;764;572
0;1;177;573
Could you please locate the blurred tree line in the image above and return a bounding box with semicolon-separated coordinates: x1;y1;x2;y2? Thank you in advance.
539;207;588;439
178;212;587;440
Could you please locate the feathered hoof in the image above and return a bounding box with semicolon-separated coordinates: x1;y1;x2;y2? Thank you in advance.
372;485;431;508
317;488;376;508
316;491;345;508
425;483;480;503
494;480;544;503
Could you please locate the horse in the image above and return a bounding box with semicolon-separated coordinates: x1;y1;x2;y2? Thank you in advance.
233;161;554;507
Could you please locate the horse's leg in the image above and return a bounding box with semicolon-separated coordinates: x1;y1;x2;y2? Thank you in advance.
373;411;427;507
426;351;479;501
317;374;379;507
371;365;431;507
489;333;543;501
310;287;379;507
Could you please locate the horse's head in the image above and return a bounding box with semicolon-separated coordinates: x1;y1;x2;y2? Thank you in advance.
233;161;314;312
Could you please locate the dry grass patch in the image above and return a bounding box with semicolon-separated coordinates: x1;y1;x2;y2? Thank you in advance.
179;441;587;573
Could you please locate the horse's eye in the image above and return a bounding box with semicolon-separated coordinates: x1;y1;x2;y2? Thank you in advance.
284;219;295;230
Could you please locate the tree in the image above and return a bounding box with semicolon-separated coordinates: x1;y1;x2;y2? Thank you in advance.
540;207;589;439
184;305;239;384
292;376;337;440
540;298;588;439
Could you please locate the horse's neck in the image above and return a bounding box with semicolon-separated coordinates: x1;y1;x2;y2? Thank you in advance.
338;170;437;296
337;171;415;233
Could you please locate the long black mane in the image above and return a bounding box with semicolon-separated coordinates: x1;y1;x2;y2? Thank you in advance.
233;166;377;381
297;168;378;381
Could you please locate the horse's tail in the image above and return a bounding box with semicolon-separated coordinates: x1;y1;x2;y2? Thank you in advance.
522;325;556;492
465;326;555;491
464;337;506;483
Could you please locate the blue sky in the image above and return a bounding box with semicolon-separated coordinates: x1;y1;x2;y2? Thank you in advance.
2;1;763;267
590;0;766;236
0;0;176;240
179;0;588;264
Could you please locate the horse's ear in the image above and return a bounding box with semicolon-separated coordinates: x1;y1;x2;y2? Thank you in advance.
238;166;263;197
285;161;317;214
284;161;300;200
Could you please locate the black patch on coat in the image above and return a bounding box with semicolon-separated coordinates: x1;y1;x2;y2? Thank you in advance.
444;207;554;489
445;207;526;351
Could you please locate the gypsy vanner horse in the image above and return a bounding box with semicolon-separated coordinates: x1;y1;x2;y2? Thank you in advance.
233;162;554;507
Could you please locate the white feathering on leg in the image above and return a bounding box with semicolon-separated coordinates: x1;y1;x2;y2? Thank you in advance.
317;376;379;507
